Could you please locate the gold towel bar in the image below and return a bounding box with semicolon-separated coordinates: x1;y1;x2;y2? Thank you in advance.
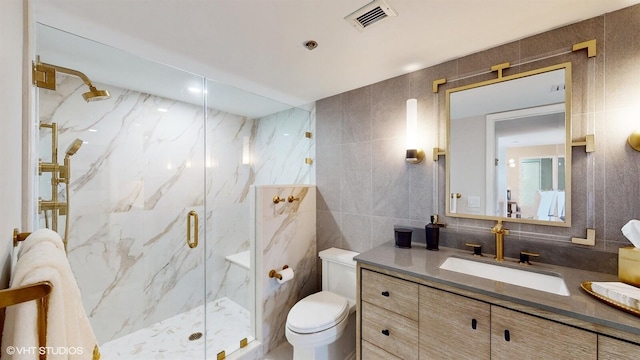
0;281;52;309
0;281;52;360
13;228;31;247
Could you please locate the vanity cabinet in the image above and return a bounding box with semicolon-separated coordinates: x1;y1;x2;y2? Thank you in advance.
419;286;490;360
491;305;596;359
361;268;419;319
361;340;402;360
360;269;419;359
598;335;640;359
358;266;640;360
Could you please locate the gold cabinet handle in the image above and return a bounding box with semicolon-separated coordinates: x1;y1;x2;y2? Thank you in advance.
187;210;199;248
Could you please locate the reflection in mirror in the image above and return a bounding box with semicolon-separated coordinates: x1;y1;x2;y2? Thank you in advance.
447;63;571;226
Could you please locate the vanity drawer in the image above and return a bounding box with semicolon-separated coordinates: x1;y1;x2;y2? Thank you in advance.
361;269;419;320
361;301;418;360
362;340;402;360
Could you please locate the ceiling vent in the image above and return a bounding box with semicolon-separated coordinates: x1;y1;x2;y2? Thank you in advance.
345;0;398;30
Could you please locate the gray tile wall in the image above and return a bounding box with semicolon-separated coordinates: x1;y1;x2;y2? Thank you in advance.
316;4;640;275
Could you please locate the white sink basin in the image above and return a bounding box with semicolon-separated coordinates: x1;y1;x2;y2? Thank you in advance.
439;256;570;296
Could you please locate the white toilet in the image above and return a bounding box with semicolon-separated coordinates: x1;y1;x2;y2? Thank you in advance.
285;247;359;360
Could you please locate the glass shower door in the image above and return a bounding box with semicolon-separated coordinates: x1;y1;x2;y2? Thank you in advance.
203;79;257;358
34;23;208;359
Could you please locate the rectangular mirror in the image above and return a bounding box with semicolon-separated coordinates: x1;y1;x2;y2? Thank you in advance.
447;63;572;226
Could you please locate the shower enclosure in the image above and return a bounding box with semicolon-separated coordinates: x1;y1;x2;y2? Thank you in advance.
33;23;312;359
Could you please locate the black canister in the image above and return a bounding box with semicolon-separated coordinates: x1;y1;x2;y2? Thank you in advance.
426;215;440;251
394;228;413;248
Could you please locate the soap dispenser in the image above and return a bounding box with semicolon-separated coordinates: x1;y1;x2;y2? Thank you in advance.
426;215;440;251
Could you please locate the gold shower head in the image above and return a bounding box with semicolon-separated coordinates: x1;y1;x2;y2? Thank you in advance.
83;86;111;102
33;58;111;102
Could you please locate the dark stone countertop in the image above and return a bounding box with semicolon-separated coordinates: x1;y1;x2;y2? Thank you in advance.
355;241;640;339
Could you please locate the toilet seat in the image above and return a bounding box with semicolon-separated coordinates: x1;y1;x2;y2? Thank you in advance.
286;291;348;334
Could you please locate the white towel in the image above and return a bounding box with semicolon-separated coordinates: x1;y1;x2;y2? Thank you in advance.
18;228;66;259
536;190;557;220
3;236;99;359
591;281;640;311
557;191;565;219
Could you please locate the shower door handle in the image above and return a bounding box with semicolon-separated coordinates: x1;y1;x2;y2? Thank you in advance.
187;210;199;249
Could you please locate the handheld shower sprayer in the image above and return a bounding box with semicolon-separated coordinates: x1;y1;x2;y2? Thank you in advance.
65;138;83;157
61;139;83;184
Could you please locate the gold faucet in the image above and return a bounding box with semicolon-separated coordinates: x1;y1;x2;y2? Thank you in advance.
491;220;509;261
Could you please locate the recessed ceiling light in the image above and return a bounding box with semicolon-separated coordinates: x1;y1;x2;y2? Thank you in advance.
304;40;318;50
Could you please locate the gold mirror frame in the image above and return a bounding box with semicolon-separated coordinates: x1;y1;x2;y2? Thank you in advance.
446;62;572;227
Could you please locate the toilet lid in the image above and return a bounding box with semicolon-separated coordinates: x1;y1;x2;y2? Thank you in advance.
287;291;349;334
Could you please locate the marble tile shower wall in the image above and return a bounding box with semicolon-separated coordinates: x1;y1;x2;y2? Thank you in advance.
39;77;211;343
38;75;313;344
253;185;316;354
316;4;640;273
253;107;315;186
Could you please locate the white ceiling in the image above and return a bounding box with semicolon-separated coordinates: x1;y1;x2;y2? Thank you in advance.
33;0;640;111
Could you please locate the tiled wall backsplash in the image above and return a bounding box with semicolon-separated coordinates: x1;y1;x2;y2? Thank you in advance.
315;4;640;274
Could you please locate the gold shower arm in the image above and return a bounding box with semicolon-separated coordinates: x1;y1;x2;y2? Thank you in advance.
32;58;110;102
33;61;94;90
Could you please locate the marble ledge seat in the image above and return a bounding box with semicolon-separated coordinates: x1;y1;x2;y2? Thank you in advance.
225;250;251;270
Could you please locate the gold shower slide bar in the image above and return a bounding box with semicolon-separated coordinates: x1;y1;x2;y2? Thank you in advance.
0;281;52;360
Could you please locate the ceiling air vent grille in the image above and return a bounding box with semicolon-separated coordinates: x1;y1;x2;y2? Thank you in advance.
345;0;398;30
356;6;387;27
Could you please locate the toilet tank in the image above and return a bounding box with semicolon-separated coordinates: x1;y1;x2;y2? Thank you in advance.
319;248;359;302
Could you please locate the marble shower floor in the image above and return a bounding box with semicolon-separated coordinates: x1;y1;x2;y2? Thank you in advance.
100;297;251;360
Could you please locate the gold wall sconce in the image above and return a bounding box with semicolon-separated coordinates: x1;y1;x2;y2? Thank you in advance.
628;130;640;151
405;99;424;163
